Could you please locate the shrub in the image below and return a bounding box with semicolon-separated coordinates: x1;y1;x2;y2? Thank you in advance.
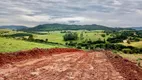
68;41;77;46
76;46;82;49
85;46;89;49
101;34;106;37
90;46;94;50
45;39;48;42
28;35;34;41
122;48;132;54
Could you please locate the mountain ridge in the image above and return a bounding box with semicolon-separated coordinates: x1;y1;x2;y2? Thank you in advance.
0;25;28;30
22;23;133;31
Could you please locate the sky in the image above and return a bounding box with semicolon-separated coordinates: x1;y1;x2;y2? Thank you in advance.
0;0;142;27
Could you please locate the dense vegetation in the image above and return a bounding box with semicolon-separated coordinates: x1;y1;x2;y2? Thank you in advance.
63;32;78;41
107;31;140;43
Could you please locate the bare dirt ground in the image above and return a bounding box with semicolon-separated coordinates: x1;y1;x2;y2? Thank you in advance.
0;48;142;80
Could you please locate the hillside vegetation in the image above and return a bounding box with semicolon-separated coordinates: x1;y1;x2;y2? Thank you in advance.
22;23;133;31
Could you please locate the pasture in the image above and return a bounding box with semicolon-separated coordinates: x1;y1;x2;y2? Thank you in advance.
0;37;66;53
33;30;110;44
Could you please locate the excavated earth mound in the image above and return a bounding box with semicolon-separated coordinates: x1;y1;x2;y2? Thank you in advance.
0;48;142;80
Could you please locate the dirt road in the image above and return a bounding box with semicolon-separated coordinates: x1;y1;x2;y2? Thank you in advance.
0;49;142;80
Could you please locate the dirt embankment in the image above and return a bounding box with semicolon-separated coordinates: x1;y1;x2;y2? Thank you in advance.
0;48;81;66
104;51;142;80
0;48;142;80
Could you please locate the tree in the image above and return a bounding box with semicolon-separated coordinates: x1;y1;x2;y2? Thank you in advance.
101;34;106;37
80;32;84;40
45;39;48;42
63;32;78;41
127;40;131;44
28;35;34;41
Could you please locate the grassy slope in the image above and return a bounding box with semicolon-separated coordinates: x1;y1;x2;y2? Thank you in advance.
0;37;66;53
120;41;142;48
34;31;65;44
119;53;142;61
118;53;142;66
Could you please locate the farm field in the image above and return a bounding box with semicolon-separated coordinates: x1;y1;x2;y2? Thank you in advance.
1;30;110;44
33;30;110;44
0;37;66;53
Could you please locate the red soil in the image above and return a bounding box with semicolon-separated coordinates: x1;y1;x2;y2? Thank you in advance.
0;48;81;66
104;51;142;80
0;48;142;80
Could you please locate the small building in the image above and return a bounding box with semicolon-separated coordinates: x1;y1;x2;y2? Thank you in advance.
123;40;128;43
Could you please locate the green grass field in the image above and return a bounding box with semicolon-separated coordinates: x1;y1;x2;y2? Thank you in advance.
0;30;110;45
0;37;66;53
33;30;110;44
118;53;142;65
34;31;65;44
120;41;142;48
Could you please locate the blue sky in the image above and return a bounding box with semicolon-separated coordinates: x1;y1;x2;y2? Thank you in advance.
0;0;142;27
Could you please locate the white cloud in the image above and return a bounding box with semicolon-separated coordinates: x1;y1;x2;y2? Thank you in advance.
0;0;142;27
11;7;34;14
136;10;142;15
113;0;122;5
20;15;50;22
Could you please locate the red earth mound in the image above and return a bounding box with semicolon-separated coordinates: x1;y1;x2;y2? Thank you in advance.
0;48;81;66
104;51;142;80
0;48;142;80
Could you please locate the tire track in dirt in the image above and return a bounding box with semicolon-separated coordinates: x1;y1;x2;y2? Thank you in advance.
91;52;124;80
0;51;85;80
41;52;88;80
53;52;89;80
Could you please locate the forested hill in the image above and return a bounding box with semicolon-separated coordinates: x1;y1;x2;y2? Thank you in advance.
22;23;133;31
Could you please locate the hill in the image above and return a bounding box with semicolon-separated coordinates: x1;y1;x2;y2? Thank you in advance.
0;25;28;30
23;23;133;31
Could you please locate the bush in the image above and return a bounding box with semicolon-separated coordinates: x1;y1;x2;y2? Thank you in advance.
68;41;77;46
101;34;106;37
90;46;94;50
132;48;141;53
45;39;48;42
28;35;34;41
122;48;132;54
65;42;68;45
76;46;82;49
34;39;45;43
85;46;89;49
